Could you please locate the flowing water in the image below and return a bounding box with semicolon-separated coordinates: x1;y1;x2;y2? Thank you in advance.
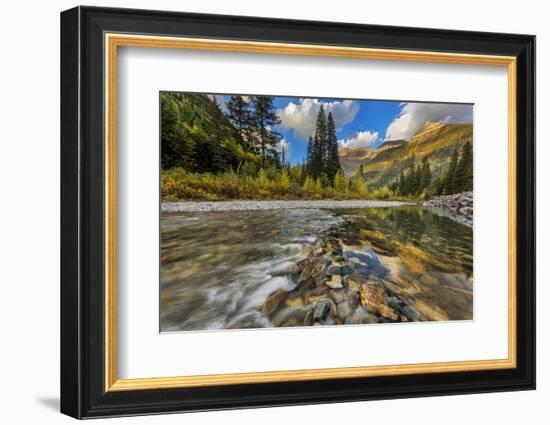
160;205;473;332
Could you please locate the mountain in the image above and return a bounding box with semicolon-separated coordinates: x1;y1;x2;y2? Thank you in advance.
339;140;406;174
377;139;407;152
338;122;473;187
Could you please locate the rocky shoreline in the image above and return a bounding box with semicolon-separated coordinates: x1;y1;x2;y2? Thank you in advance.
423;192;473;226
162;199;412;213
259;221;422;327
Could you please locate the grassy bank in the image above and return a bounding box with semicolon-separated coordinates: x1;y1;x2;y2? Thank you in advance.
161;168;421;202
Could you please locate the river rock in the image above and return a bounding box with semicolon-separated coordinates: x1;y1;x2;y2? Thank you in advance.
359;282;384;310
341;264;354;275
423;191;474;224
459;206;473;216
300;243;314;256
387;296;406;312
272;306;310;327
262;288;287;315
312;261;330;287
345;278;366;291
345;308;378;325
313;299;332;322
401;305;420;320
326;274;343;288
326;263;343;275
330;288;358;305
378;304;399;321
346;280;362;291
330;289;347;304
297;258;316;282
337;302;354;321
285;295;304;307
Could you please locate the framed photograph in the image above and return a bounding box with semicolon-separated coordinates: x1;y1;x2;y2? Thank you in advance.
60;6;535;419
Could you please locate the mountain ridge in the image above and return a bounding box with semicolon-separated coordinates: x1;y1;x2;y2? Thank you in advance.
338;122;473;187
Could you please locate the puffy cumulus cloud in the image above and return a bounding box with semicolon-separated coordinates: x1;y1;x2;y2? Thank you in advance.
385;102;473;141
276;138;291;161
338;131;379;150
278;98;360;139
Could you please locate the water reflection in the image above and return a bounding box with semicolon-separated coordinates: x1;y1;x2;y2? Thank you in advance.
160;206;473;331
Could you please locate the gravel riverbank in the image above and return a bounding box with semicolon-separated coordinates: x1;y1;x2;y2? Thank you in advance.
423;192;473;226
162;199;412;213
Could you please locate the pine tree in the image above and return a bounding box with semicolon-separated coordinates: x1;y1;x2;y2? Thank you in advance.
309;106;327;179
325;112;341;183
456;141;473;192
404;164;416;195
250;96;282;167
300;162;307;183
398;170;405;196
443;147;459;194
420;157;432;191
306;136;314;175
414;164;422;194
225;95;253;152
316;105;328;163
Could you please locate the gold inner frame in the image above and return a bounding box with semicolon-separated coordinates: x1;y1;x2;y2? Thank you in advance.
104;33;517;392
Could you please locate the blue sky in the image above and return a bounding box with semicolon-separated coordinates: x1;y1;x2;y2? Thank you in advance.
211;94;473;165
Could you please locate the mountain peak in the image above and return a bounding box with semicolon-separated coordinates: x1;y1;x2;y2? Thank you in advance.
377;139;407;151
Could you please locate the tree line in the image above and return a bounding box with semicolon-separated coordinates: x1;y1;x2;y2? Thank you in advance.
395;157;432;197
161;93;283;174
391;141;473;197
436;141;473;195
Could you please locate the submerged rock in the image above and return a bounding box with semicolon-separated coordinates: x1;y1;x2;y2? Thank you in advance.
345;308;378;325
387;296;405;312
262;288;287;315
378;304;399;321
337;301;354;321
326;274;343;289
271;306;310;327
326;263;344;275
345;274;367;291
401;305;420;320
330;288;358;305
259;213;439;327
313;299;332;323
359;282;385;311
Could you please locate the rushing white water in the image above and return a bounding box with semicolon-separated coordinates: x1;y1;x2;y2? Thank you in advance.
160;208;343;332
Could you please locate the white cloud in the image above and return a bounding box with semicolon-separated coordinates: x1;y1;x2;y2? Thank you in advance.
385;102;473;141
278;98;360;139
338;131;379;150
276;138;291;162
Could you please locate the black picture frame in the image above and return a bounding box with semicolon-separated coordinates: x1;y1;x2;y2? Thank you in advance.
61;5;535;419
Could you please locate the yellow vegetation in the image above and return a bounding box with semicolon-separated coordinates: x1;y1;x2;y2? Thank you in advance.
161;168;378;201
